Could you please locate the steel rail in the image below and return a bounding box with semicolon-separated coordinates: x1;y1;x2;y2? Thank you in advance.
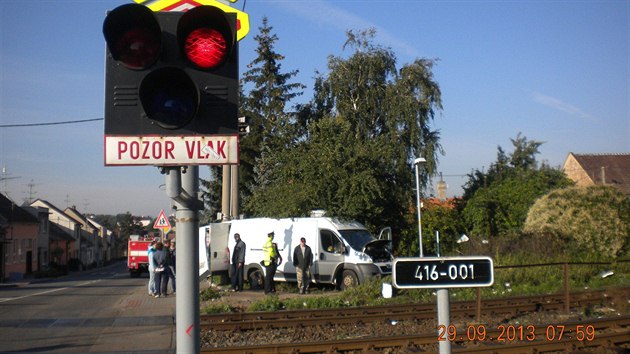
200;287;628;331
200;315;630;353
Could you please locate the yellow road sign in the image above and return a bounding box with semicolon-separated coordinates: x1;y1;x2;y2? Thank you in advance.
134;0;250;41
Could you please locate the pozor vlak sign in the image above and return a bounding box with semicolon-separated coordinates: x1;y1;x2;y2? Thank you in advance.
105;136;238;165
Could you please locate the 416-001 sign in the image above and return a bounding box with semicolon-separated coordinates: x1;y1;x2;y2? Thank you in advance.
393;256;494;289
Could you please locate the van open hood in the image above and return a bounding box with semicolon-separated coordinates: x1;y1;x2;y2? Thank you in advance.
362;239;392;262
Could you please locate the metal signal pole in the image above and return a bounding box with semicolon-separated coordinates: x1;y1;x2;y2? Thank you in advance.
166;166;202;354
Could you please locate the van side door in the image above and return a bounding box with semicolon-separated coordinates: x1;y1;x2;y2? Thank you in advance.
314;229;344;283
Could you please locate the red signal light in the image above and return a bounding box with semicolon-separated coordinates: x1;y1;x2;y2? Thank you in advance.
178;5;234;70
185;28;228;69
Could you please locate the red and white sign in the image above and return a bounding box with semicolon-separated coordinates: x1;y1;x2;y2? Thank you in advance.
104;135;238;166
153;209;171;232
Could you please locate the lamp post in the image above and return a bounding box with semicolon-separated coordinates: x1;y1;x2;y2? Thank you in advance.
414;157;426;257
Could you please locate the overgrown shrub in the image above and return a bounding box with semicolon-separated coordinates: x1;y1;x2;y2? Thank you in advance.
524;185;630;259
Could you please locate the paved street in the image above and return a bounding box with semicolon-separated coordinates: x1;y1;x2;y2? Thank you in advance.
0;261;175;353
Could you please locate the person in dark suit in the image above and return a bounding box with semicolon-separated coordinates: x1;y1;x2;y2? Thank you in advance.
292;237;313;294
230;233;246;292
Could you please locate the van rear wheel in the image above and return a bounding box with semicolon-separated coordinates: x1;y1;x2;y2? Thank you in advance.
339;270;358;290
248;269;264;290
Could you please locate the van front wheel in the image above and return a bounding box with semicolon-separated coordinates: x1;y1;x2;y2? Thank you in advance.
340;270;358;290
248;269;264;290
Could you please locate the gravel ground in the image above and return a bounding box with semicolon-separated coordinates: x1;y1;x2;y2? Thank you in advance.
200;282;628;350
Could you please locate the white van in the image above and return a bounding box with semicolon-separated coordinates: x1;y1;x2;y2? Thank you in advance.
201;217;393;290
199;222;230;283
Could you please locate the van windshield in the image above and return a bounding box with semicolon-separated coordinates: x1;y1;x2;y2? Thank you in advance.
338;229;375;251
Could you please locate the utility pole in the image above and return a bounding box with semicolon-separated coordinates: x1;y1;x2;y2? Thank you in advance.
222;165;231;220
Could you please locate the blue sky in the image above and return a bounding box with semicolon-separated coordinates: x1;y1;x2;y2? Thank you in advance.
1;0;628;217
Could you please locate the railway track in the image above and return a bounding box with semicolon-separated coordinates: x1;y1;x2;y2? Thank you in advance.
200;287;630;353
200;316;630;353
200;287;628;331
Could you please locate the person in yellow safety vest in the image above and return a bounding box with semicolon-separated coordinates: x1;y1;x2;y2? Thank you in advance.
263;231;277;294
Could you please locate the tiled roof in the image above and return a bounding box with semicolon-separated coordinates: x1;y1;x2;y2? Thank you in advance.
570;153;630;195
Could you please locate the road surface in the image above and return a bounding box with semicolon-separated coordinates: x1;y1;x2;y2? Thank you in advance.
0;261;175;353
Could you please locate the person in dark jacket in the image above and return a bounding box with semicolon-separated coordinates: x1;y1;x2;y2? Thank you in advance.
163;239;176;295
230;233;246;292
293;237;313;294
152;242;168;298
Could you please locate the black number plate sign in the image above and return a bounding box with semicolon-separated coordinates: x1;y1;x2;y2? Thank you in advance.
393;256;494;289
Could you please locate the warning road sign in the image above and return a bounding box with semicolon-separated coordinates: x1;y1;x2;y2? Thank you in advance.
153;210;172;233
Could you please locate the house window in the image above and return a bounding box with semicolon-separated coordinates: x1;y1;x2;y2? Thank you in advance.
39;217;47;233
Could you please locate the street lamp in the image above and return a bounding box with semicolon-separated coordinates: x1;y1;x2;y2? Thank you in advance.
414;157;426;257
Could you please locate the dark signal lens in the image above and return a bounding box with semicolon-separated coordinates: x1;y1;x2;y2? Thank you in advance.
114;28;161;69
185;28;227;69
103;4;161;70
139;67;199;129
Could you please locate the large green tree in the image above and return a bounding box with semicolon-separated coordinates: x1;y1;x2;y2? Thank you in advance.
247;29;443;241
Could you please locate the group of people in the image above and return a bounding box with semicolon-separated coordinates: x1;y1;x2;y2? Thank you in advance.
230;231;313;295
148;239;176;298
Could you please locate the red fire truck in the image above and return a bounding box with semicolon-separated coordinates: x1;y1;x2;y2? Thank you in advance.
127;238;153;278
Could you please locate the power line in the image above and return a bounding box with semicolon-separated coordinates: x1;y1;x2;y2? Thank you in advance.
0;118;103;128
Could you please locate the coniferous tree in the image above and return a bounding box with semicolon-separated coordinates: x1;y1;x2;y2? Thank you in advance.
201;17;304;218
240;17;304;213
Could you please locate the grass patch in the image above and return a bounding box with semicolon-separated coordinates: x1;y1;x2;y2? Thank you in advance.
200;287;222;301
249;294;285;312
202;303;235;314
240;257;630;313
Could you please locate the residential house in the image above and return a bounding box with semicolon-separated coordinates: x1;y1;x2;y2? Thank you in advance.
30;199;85;267
0;213;7;280
87;217;112;265
562;153;630;197
47;222;75;266
64;207;99;267
21;205;53;272
22;205;76;269
0;193;40;281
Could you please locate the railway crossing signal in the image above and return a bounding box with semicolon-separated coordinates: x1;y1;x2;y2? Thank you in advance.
103;3;239;165
103;3;238;135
